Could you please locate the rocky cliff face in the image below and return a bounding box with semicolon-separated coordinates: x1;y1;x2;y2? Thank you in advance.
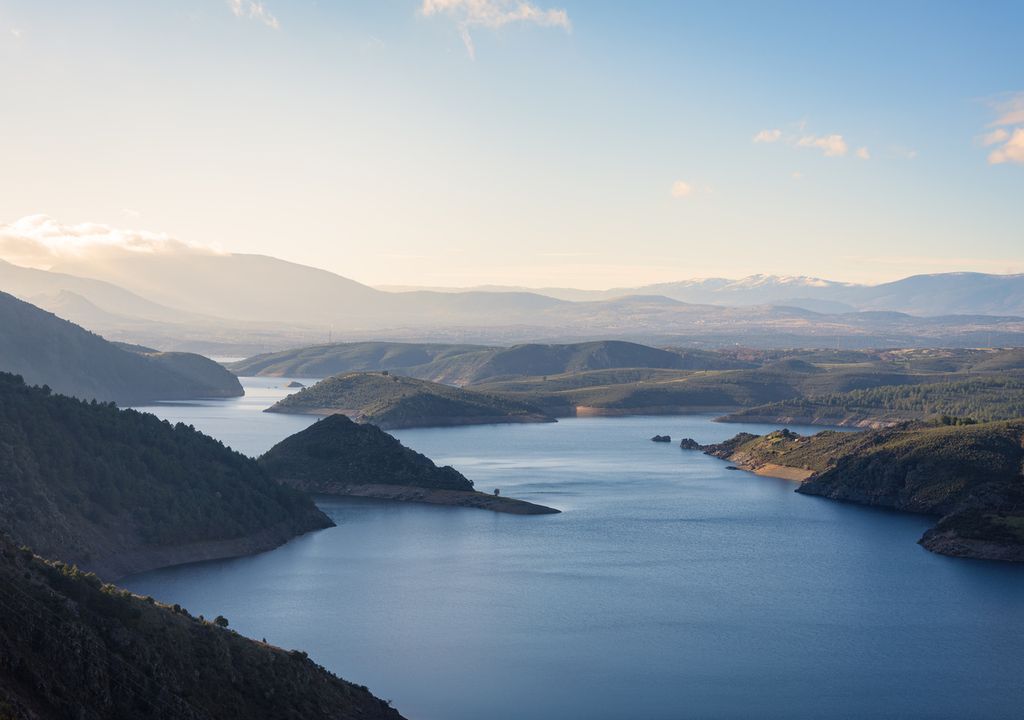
0;536;406;720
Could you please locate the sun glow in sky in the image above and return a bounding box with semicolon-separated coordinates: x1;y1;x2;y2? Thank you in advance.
0;0;1021;288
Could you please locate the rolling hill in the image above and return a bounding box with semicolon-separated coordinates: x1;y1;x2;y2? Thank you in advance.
229;340;754;384
0;292;242;404
266;372;554;429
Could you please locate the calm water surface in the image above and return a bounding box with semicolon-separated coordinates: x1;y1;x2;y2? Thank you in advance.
129;379;1024;720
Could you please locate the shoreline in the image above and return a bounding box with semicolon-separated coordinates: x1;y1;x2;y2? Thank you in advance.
98;513;334;582
310;483;561;515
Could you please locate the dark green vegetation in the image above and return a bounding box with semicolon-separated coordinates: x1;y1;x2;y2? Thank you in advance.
267;372;554;429
259;415;558;514
0;292;242;404
230;340;751;384
260;414;474;491
0;373;330;580
703;422;1024;561
721;376;1024;427
0;536;405;720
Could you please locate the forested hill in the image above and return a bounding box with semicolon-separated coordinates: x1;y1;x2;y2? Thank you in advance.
0;535;406;720
0;291;242;404
0;373;331;579
720;375;1024;427
260;414;474;491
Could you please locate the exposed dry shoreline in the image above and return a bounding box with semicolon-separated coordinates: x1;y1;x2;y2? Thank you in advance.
311;483;560;515
266;405;555;430
98;513;333;582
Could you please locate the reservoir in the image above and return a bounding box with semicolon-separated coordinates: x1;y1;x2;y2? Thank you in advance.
128;378;1024;720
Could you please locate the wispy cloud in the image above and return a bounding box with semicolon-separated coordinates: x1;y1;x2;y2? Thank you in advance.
754;123;867;159
421;0;570;60
227;0;279;30
0;215;219;270
981;92;1024;165
670;180;693;198
752;129;782;143
796;133;848;157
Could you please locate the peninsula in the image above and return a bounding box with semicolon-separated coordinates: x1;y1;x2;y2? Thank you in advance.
698;421;1024;561
260;414;560;515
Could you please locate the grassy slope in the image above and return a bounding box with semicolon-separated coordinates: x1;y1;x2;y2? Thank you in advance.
0;537;404;720
229;340;752;385
0;373;331;580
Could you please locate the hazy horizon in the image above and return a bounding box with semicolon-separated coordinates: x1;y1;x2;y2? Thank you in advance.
1;1;1021;289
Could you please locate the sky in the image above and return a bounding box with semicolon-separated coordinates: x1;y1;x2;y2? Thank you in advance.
0;0;1021;289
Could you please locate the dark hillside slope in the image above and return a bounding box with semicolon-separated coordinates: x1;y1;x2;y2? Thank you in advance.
0;373;330;579
0;292;241;404
259;415;558;514
260;414;474;491
0;536;405;720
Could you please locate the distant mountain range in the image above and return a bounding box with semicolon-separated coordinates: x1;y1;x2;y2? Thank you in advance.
4;252;1024;352
379;272;1024;317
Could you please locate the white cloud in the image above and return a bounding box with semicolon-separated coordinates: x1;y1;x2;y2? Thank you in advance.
670;181;693;198
752;128;782;143
227;0;279;30
981;92;1024;166
796;134;848;157
989;91;1024;127
979;128;1009;146
421;0;570;60
988;128;1024;165
0;215;219;270
856;146;870;160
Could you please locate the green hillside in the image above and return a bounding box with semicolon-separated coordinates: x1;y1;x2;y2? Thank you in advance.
266;372;554;429
0;373;330;579
703;421;1024;561
721;375;1024;426
0;292;242;404
0;535;404;720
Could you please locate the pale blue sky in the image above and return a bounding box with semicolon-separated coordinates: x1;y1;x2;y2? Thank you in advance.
0;0;1021;287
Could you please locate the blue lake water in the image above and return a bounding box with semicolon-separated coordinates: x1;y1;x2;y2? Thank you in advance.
129;378;1024;720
